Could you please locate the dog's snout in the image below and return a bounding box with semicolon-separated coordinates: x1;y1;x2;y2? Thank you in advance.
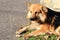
30;18;34;20
30;17;37;21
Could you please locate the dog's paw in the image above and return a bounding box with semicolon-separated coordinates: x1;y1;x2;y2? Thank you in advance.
24;34;30;40
16;34;20;37
16;31;20;34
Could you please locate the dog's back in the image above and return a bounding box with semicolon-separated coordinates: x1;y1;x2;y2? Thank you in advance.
46;8;60;29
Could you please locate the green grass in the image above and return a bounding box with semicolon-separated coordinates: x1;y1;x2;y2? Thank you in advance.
19;29;58;40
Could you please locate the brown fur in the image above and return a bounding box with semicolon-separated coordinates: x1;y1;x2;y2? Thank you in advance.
16;3;60;39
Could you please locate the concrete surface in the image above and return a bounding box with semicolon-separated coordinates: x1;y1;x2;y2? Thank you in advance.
0;0;40;40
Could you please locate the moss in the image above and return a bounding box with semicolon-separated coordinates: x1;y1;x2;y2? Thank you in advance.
47;34;57;40
19;29;58;40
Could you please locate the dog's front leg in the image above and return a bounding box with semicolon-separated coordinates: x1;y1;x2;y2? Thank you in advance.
24;29;45;39
16;26;29;37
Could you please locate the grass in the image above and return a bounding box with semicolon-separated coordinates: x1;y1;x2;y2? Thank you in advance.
19;29;58;40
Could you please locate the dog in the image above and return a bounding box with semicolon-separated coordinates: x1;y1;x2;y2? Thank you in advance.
16;3;60;39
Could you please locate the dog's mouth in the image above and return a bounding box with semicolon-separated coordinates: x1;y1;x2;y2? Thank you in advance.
30;17;38;21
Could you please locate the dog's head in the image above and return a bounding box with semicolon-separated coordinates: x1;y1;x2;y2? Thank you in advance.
26;3;48;23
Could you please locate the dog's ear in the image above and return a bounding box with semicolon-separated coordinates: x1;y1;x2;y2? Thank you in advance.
26;2;32;7
42;6;48;13
28;3;32;7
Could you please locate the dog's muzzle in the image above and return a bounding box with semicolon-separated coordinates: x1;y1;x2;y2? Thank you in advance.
30;17;38;21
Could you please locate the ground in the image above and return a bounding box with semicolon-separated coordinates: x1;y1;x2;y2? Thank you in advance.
0;0;39;40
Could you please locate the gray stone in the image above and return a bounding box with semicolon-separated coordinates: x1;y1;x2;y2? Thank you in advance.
0;0;40;40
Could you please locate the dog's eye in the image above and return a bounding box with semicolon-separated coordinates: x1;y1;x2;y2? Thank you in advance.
30;11;32;13
39;10;42;13
35;12;38;14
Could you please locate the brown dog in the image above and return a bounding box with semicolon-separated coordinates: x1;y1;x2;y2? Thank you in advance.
16;3;60;39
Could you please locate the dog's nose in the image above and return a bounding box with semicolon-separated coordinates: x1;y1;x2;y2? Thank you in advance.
30;18;34;20
30;17;37;21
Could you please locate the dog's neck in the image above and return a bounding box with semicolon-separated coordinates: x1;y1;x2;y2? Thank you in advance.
28;21;40;29
31;21;40;25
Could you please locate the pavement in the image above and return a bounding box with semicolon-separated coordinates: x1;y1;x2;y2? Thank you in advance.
0;0;40;40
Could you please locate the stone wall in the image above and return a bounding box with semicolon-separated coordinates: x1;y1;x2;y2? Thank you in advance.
40;0;60;11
